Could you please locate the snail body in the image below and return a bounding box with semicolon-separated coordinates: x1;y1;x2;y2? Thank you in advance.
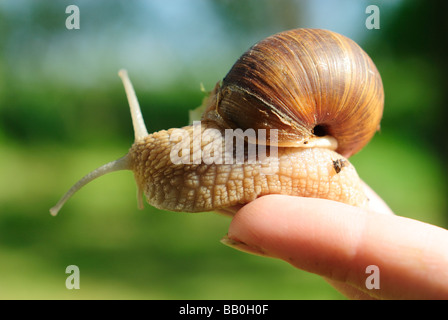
50;28;384;216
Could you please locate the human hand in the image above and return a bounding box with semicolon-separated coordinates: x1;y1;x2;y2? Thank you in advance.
221;182;448;299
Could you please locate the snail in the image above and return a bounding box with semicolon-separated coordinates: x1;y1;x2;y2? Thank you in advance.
50;28;384;217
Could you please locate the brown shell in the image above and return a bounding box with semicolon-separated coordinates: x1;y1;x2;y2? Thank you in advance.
203;28;384;158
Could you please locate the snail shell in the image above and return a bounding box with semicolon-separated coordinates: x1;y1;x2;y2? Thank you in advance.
204;28;384;158
50;28;384;216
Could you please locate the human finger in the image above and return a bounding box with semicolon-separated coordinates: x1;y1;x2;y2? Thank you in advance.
223;195;448;299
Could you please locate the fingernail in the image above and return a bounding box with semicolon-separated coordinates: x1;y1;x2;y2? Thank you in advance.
220;235;267;257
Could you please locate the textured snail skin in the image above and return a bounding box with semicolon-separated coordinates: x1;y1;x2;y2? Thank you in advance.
50;28;383;216
128;123;368;213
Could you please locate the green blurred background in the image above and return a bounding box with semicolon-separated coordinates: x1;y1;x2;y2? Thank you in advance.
0;0;446;299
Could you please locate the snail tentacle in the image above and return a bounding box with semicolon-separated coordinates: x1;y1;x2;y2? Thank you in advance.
49;155;130;216
118;69;148;141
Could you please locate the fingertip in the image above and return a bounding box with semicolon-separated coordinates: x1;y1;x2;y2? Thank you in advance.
228;194;307;244
226;195;448;299
227;195;366;263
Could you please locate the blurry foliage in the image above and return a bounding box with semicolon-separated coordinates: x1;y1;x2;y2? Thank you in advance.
0;0;446;299
358;0;448;225
363;0;448;158
209;0;304;39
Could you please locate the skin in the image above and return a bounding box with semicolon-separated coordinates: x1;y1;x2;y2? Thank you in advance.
129;123;368;212
49;69;371;216
222;182;448;300
51;28;384;219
